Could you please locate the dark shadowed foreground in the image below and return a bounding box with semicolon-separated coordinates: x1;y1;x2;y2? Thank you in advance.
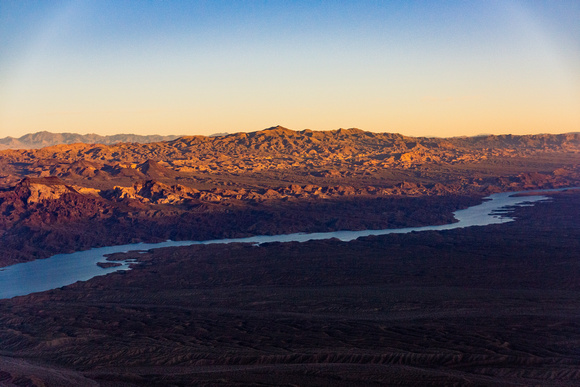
1;191;579;386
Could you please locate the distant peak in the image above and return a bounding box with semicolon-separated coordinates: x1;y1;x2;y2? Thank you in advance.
334;128;363;134
138;159;161;171
262;126;293;133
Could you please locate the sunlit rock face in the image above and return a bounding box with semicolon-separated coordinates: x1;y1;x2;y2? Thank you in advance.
10;177;76;204
0;128;578;267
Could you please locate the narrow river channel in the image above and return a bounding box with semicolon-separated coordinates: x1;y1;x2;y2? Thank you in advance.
0;188;573;299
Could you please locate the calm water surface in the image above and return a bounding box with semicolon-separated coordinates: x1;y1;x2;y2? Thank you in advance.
0;188;571;299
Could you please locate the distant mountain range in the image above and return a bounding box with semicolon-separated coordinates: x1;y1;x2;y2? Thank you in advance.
0;131;182;150
2;128;578;152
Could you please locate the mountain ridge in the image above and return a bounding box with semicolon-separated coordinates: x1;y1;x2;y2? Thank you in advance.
0;131;182;150
0;125;578;266
2;126;579;151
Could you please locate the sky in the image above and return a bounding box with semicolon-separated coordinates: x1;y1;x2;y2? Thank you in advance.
1;0;579;138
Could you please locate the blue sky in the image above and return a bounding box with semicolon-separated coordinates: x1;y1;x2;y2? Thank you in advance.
1;0;579;137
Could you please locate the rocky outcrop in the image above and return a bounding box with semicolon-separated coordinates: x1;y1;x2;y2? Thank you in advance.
106;180;198;204
0;177;113;236
12;177;78;205
137;159;181;179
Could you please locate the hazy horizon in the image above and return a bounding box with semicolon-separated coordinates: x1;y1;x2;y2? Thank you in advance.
1;126;580;142
1;1;579;138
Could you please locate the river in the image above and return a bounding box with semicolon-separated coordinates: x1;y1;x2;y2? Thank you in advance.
0;188;572;299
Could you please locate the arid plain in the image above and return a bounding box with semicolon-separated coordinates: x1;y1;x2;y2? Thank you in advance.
0;127;579;386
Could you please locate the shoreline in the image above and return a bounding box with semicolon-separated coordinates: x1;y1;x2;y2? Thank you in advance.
3;187;578;300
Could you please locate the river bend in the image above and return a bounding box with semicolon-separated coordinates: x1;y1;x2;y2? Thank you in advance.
0;188;572;299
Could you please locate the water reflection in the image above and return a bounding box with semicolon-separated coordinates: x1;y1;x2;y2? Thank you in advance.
0;188;571;299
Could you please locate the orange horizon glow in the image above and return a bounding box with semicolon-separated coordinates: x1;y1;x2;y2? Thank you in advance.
1;1;579;139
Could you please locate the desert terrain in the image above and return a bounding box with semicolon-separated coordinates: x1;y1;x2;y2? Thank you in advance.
0;127;579;385
0;127;578;266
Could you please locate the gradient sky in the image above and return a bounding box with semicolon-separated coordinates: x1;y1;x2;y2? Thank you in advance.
1;0;579;138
